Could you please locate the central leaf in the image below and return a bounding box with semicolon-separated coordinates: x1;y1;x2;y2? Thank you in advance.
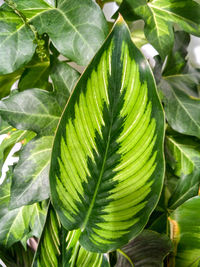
50;16;165;253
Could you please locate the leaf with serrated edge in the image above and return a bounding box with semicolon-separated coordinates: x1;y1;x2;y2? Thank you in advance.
50;16;165;252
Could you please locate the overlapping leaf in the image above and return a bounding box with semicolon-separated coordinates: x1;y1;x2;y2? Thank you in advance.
0;126;35;177
2;62;80;208
18;60;50;91
50;60;80;109
165;134;200;209
10;136;53;208
169;196;200;266
50;17;165;252
160;79;200;138
118;0;200;59
116;230;172;266
0;89;62;135
0;171;47;247
33;205;109;267
0;0;108;74
0;69;23;99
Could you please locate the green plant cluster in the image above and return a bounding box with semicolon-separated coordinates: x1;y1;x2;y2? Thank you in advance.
0;0;200;266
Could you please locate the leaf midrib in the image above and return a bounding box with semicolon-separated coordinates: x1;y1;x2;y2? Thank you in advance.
166;136;194;167
1;4;95;54
149;3;198;26
170;87;200;130
82;113;113;230
0;108;59;119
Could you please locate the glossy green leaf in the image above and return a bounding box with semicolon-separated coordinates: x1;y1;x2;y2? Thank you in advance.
0;0;108;74
118;0;200;59
169;196;200;266
161;64;200;97
0;172;47;247
116;230;172;266
7;62;79;208
0;89;62;135
50;60;80;109
10;136;53;209
50;17;165;252
18;60;50;91
160;79;200;138
165;134;200;209
33;205;109;267
0;9;36;75
0;69;23;99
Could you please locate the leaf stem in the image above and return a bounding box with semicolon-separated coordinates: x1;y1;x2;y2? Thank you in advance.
4;0;38;40
117;249;135;267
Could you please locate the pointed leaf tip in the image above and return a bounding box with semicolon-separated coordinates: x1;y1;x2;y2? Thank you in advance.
117;13;125;24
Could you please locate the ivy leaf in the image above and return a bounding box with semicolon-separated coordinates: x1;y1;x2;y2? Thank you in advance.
0;0;108;74
118;0;200;59
165;134;200;209
169;196;200;266
0;10;36;75
9;136;53;209
33;205;110;267
0;171;47;247
6;62;79;208
0;89;62;135
116;230;173;266
160;79;200;138
50;16;165;252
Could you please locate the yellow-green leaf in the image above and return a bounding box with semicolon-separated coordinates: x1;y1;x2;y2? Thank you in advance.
50;16;165;253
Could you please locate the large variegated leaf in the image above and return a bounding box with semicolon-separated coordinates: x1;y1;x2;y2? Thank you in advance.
0;0;108;74
118;0;200;59
33;205;109;267
50;16;165;252
169;196;200;266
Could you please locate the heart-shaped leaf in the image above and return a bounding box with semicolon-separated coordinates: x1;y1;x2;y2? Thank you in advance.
0;0;108;74
50;16;165;252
